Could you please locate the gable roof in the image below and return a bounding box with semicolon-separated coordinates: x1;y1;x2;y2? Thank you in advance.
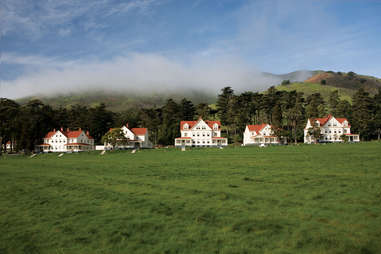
247;124;268;133
180;119;221;130
44;129;94;140
131;128;147;136
310;115;350;127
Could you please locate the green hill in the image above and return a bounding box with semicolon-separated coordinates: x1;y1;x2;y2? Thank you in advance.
17;90;216;112
276;71;381;103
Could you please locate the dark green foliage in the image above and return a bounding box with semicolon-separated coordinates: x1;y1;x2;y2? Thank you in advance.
352;88;375;140
195;103;210;119
1;143;381;253
179;98;196;121
328;90;339;114
306;93;326;118
281;80;291;85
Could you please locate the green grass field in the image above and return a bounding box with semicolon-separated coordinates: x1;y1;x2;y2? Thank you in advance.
1;143;381;254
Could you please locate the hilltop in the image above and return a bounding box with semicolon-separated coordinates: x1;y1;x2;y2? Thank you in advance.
275;71;381;102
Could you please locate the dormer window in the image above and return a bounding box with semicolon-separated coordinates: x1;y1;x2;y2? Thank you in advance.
213;124;218;130
184;123;189;130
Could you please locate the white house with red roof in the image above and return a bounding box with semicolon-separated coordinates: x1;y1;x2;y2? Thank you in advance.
39;128;94;152
104;124;152;149
175;118;228;147
304;115;359;143
243;124;280;146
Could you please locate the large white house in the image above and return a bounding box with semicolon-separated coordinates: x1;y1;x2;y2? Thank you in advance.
175;118;228;147
39;128;95;152
304;115;360;143
243;124;281;146
104;124;152;149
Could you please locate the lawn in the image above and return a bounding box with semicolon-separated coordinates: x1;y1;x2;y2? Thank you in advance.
1;143;381;254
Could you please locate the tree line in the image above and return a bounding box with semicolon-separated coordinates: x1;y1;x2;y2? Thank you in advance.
1;86;381;153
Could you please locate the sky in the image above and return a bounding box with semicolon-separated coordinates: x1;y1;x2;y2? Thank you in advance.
0;0;381;98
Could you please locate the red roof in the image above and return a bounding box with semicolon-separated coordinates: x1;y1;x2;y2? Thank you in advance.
247;124;268;134
44;129;94;140
310;115;349;127
131;128;147;135
180;119;221;130
44;131;56;139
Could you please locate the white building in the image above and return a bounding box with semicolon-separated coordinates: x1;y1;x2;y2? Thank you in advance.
304;115;360;143
39;128;95;152
104;124;152;149
175;118;228;147
243;124;281;146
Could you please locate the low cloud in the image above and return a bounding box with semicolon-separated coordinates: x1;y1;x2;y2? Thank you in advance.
0;53;285;99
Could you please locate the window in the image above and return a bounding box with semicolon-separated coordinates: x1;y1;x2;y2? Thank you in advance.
184;133;187;137
203;134;205;137
207;133;210;137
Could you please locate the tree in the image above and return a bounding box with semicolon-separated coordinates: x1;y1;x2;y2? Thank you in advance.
158;99;180;145
196;103;210;119
179;98;195;120
373;88;381;140
0;98;21;154
101;128;128;149
216;87;234;126
352;88;374;140
88;103;115;143
306;93;326;118
328;90;339;114
336;100;352;119
281;80;290;86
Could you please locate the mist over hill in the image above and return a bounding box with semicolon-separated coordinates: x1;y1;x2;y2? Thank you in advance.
14;70;381;112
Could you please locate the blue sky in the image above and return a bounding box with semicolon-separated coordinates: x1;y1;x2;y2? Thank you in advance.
0;0;380;98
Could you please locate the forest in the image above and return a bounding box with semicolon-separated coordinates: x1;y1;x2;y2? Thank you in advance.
1;86;381;153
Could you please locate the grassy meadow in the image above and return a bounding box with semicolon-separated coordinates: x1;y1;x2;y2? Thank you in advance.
1;143;381;254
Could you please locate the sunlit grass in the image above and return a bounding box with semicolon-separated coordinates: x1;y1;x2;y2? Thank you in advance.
1;143;381;253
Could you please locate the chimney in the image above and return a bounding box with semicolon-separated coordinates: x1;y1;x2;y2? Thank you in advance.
53;128;56;132
79;127;82;131
60;127;63;132
86;131;89;135
126;123;129;128
67;128;70;132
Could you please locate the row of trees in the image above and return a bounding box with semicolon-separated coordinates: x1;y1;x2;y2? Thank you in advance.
1;86;381;153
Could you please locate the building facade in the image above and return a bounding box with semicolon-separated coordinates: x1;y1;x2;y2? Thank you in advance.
175;118;228;147
243;124;281;146
304;115;360;143
104;124;152;149
39;128;95;152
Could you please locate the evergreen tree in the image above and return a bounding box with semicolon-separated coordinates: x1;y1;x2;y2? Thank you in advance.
306;93;326;118
216;87;234;126
196;103;210;119
179;98;195;120
373;88;381;140
328;90;340;115
336;100;352;119
352;88;374;140
0;98;21;154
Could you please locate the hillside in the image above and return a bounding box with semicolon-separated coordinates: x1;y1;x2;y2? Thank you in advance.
15;71;380;110
17;90;216;112
276;71;381;102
